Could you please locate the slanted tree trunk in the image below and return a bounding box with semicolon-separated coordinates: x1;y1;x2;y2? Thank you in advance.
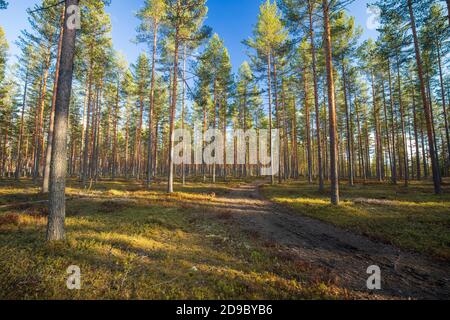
408;0;441;194
47;0;79;241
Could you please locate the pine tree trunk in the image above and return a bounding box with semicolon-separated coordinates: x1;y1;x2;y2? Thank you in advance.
47;0;78;241
43;8;64;193
408;0;441;194
396;55;409;187
112;81;119;180
273;60;282;184
437;43;450;175
82;51;93;187
15;67;29;180
304;69;313;184
167;29;179;193
181;44;187;185
147;22;158;188
342;63;354;186
412;87;421;180
307;0;324;191
387;60;398;185
267;52;274;185
323;0;339;205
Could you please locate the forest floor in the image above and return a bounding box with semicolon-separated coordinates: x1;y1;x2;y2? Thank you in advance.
0;178;449;300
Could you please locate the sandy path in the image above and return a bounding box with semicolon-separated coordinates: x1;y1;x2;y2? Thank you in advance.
215;182;450;300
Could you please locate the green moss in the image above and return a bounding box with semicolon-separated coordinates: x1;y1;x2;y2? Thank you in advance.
0;179;346;300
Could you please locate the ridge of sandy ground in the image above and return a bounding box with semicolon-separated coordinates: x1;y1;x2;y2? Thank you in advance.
214;181;450;300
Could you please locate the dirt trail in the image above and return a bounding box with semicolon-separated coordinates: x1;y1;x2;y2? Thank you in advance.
214;181;450;300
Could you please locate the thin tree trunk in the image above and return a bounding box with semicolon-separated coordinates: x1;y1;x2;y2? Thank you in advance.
147;22;158;188
387;60;398;184
437;43;450;175
412;86;421;180
342;63;353;186
15;67;29;180
273;60;282;184
304;69;313;183
323;0;339;205
267;51;274;185
396;55;409;187
181;44;187;185
307;0;324;191
167;29;179;193
408;0;441;194
43;8;64;193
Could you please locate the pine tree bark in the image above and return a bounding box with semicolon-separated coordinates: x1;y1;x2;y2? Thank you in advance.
396;55;409;187
304;69;313;184
267;51;274;185
437;43;450;175
15;67;29;180
47;0;79;241
342;63;353;186
167;28;179;193
43;8;64;193
147;22;158;188
408;0;441;194
322;0;339;205
307;0;324;191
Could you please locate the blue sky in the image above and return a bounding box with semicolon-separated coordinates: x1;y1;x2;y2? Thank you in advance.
1;0;378;72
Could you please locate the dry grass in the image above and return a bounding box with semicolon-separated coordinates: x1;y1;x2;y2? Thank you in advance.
0;178;350;300
261;179;450;260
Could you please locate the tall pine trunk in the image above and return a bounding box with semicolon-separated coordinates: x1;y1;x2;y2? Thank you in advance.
167;29;179;193
47;0;79;241
43;8;64;193
323;0;339;205
408;0;441;194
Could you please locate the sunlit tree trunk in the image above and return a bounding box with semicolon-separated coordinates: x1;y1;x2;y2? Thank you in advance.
267;51;274;185
308;0;324;191
47;0;79;241
408;0;441;194
15;66;29;180
43;8;64;193
168;28;179;193
323;0;339;205
147;22;158;188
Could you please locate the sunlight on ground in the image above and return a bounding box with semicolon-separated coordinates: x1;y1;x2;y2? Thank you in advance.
0;179;348;300
262;180;450;260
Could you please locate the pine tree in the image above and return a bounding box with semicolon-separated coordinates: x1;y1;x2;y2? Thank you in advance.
46;0;80;241
136;0;166;188
165;0;208;193
246;0;288;185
